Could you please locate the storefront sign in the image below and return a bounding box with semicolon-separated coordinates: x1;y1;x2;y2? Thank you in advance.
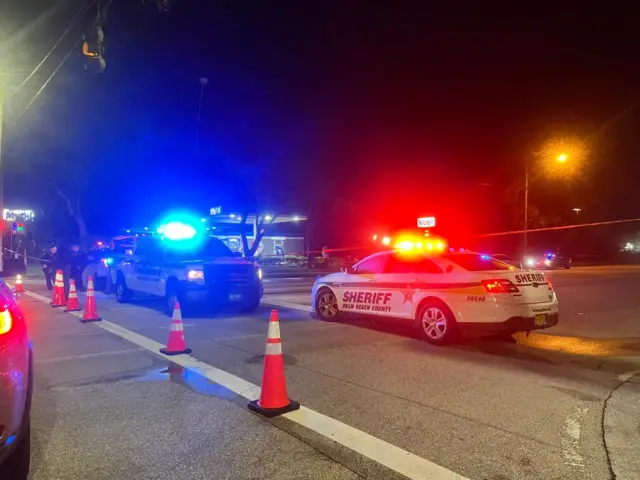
417;216;436;228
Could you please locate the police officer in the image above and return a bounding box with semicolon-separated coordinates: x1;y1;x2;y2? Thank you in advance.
70;243;87;291
40;244;57;291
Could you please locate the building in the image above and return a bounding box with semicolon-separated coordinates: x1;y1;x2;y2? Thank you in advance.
206;208;307;257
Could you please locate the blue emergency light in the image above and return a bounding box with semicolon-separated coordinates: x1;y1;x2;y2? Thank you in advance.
162;222;197;241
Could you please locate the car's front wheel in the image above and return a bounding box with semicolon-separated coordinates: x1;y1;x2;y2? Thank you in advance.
415;299;458;345
1;422;30;479
116;274;133;303
315;287;340;321
240;294;261;313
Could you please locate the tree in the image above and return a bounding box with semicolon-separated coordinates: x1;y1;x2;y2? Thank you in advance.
231;163;288;258
239;212;277;257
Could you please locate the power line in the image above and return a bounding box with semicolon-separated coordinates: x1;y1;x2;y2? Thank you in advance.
7;0;96;100
471;217;640;238
11;37;82;127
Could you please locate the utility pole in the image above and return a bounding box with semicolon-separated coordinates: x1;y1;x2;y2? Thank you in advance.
523;157;529;257
196;77;208;160
0;93;5;274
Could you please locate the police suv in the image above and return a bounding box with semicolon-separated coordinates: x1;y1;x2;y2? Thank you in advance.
113;235;263;315
312;250;559;345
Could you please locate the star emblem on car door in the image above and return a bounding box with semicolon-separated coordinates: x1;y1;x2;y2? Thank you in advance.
402;284;416;304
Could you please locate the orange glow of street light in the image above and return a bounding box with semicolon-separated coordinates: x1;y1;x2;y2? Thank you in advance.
536;136;588;178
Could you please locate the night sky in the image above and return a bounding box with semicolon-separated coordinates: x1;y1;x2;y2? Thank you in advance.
2;1;640;244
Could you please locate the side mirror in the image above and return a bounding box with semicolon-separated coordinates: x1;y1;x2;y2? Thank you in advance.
445;265;453;273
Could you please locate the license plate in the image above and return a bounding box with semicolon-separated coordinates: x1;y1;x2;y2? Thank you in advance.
229;293;242;301
534;314;546;326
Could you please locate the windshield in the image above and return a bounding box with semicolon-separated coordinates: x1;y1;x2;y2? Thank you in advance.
164;237;234;261
444;253;514;271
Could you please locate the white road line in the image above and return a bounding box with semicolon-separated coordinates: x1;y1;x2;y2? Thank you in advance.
23;289;469;480
35;347;145;364
617;370;640;382
560;406;589;470
262;298;313;313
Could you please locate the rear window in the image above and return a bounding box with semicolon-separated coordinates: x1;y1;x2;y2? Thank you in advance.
444;253;513;271
355;253;390;274
385;254;442;274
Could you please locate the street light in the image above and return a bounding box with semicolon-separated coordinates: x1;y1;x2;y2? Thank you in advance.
573;208;581;216
524;140;585;255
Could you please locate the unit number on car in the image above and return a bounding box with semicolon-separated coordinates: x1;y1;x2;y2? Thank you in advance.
466;295;486;302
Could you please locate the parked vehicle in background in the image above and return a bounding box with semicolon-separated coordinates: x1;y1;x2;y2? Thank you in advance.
491;254;523;270
82;237;137;291
524;252;571;270
0;279;33;479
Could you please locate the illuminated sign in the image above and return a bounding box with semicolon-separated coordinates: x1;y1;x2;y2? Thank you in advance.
210;206;222;216
417;216;436;228
3;209;35;221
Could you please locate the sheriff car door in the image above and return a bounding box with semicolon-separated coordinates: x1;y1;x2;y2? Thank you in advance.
383;253;444;319
339;252;394;317
134;238;162;295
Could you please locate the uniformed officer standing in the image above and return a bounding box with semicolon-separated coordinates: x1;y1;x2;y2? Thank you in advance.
40;245;57;291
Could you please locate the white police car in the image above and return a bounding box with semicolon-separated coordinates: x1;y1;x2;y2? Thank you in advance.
311;250;559;345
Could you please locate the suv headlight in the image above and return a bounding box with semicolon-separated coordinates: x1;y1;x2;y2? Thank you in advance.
187;270;204;282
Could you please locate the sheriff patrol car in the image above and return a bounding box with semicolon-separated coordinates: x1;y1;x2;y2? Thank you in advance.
113;234;263;315
312;250;558;345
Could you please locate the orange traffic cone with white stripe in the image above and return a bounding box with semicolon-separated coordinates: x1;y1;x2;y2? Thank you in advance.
65;279;81;312
50;270;66;307
160;302;192;355
248;309;300;417
81;276;102;322
14;275;25;293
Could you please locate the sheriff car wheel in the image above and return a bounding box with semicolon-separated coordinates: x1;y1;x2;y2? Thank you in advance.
315;288;340;321
416;300;458;345
116;274;133;303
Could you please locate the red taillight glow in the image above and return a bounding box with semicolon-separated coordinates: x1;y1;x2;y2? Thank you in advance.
0;309;12;335
481;279;520;293
547;278;553;291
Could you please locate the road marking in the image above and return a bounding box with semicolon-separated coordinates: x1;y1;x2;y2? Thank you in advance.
263;277;309;282
618;370;640;382
262;298;312;313
23;288;469;480
35;347;145;364
560;406;589;470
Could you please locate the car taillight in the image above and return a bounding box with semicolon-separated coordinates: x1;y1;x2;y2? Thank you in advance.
481;279;520;293
0;308;12;335
547;278;553;291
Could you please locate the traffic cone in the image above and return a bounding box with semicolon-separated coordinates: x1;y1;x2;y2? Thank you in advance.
81;276;102;322
65;279;81;312
14;275;25;293
248;310;300;417
50;270;66;307
160;302;192;355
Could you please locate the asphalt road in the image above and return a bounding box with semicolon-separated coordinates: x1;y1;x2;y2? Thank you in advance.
15;266;640;479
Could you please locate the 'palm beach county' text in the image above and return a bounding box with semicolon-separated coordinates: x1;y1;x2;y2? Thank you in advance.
342;291;393;313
